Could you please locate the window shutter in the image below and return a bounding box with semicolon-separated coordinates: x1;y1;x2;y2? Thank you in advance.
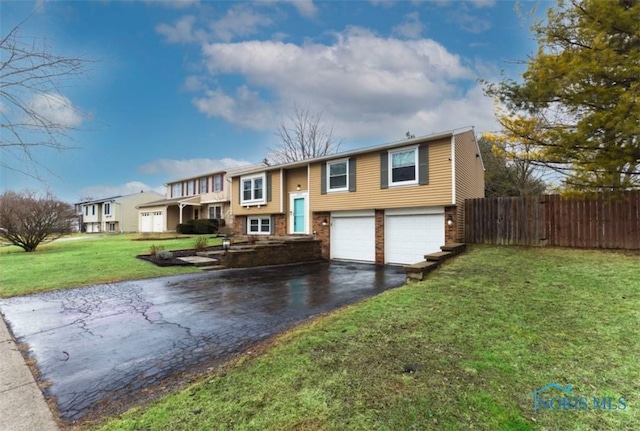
266;173;272;202
238;179;242;203
418;145;429;185
320;162;327;195
270;215;275;235
348;158;356;192
380;152;388;189
242;217;247;234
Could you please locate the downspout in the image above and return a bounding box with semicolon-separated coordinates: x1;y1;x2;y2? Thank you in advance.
451;135;456;205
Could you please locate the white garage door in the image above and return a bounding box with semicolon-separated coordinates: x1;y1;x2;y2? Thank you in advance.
140;212;152;232
331;212;375;262
385;211;444;265
151;211;164;232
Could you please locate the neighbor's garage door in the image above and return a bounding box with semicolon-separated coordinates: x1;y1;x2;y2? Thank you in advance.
385;209;444;265
330;211;375;262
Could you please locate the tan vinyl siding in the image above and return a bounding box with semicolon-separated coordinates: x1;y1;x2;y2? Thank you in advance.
232;170;282;215
454;130;485;240
285;167;308;193
309;138;453;211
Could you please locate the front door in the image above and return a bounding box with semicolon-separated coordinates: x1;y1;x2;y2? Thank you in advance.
290;193;307;234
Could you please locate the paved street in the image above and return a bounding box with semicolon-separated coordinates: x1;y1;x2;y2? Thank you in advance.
0;262;404;424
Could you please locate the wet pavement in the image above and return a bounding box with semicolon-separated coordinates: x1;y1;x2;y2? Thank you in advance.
0;262;404;424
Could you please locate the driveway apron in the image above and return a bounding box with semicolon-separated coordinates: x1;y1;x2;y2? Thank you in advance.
0;262;405;423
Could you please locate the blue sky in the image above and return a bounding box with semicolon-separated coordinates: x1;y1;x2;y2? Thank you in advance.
1;0;549;203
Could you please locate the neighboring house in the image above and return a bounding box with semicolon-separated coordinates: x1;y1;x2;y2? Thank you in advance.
137;167;258;233
229;128;485;265
76;191;164;233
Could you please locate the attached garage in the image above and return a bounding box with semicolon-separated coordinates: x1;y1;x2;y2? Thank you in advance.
330;211;375;262
140;211;165;233
385;207;444;265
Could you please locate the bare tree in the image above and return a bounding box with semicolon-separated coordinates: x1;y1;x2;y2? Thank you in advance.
268;104;341;164
0;190;76;252
0;15;91;178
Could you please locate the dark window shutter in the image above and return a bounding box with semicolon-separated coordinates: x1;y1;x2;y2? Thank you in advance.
348;158;356;192
266;173;272;202
320;162;327;195
242;217;247;234
418;145;429;185
270;215;275;235
380;152;388;189
238;179;242;203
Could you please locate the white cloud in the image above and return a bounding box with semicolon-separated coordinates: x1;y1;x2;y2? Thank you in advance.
156;15;201;44
28;93;83;128
78;181;164;200
392;12;425;39
138;158;251;178
209;5;274;42
190;27;497;139
144;0;200;9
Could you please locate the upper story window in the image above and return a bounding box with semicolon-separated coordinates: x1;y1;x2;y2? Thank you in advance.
104;202;111;216
171;183;182;198
327;159;348;192
92;205;96;216
199;177;208;194
389;147;418;186
187;180;195;196
213;174;224;192
241;174;265;205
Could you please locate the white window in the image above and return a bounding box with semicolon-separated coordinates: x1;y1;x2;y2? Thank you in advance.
109;223;116;232
241;174;266;205
327;159;348;192
199;177;208;194
187;180;195;196
213;174;224;192
248;216;270;234
209;205;222;220
104;202;111;216
389;147;418;185
85;206;89;216
92;205;96;216
171;183;182;198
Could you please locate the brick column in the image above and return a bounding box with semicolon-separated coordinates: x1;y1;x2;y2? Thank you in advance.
273;214;287;236
375;209;385;265
312;211;330;260
234;215;244;235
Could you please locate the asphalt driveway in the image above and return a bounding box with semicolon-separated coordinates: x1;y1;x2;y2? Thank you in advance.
0;262;405;424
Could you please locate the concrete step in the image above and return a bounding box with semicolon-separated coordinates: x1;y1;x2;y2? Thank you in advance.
200;265;226;271
177;256;219;267
196;250;225;257
424;251;452;262
403;260;440;282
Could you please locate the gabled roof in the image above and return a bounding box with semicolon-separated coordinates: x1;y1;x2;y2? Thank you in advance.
137;195;202;208
229;127;474;178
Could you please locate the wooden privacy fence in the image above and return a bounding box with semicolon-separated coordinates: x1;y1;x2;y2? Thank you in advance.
465;191;640;249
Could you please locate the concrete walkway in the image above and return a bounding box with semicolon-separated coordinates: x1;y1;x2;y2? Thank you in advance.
0;315;58;431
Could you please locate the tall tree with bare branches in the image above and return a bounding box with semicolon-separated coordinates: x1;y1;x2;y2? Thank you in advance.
0;15;91;178
268;104;341;164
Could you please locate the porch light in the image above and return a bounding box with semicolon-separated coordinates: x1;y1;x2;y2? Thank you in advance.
222;237;231;251
296;184;301;191
322;218;328;227
447;215;454;227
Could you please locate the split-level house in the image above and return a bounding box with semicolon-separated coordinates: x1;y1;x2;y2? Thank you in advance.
229;128;484;265
76;191;164;233
137;167;259;233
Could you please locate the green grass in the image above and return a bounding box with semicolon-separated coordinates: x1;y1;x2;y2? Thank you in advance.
0;234;217;297
89;245;640;431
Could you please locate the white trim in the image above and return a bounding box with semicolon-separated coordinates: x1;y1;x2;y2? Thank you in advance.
307;164;311;233
326;158;349;192
385;206;445;216
247;216;271;235
331;209;375;218
388;146;419;187
240;173;267;206
289;192;309;234
451;134;456;205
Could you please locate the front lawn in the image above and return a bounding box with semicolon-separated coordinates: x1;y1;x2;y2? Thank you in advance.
0;234;216;298
89;245;639;430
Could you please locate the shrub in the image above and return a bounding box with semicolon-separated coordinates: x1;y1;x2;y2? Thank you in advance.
177;219;219;235
156;250;173;260
149;244;165;257
194;236;208;251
